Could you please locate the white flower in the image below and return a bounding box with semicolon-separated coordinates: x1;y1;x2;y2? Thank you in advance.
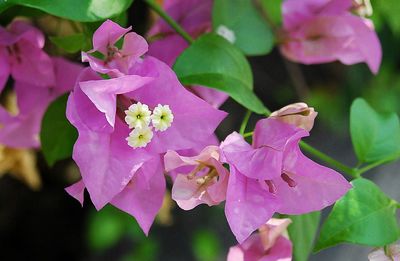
216;25;236;44
126;126;154;148
124;102;151;129
151;104;174;131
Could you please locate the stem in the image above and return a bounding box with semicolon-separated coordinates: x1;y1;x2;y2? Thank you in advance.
239;110;252;135
243;132;253;138
144;0;194;44
299;141;358;178
355;154;400;176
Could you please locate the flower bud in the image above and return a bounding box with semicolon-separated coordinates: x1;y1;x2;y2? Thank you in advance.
270;103;317;131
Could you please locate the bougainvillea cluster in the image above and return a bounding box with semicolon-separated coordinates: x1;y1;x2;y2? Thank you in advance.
65;19;351;247
1;0;399;260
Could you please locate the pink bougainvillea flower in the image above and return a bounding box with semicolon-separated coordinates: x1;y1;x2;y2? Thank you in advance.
221;118;351;242
82;19;148;76
280;0;382;74
147;0;228;108
164;145;229;210
0;20;54;90
368;244;400;261
227;218;293;261
0;57;82;148
66;20;226;234
270;102;317;131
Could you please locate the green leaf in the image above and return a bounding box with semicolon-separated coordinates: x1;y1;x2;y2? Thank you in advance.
50;33;85;53
0;0;133;22
288;211;321;261
40;95;78;166
173;34;268;114
192;230;221;261
260;0;282;25
212;0;274;55
350;98;400;163
315;178;400;252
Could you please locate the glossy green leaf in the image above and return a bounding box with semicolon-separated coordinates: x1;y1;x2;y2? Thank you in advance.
173;33;268;114
40;95;78;166
288;211;321;261
50;33;85;53
212;0;274;55
350;98;400;163
315;178;400;252
0;0;133;22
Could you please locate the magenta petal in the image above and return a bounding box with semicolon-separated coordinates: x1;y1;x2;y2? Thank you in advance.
52;57;83;95
147;34;188;66
260;236;293;261
164;146;220;171
0;104;44;148
111;157;166;235
81;51;122;76
92;19;131;54
172;174;215;210
68;94;153;209
0;48;10;91
281;15;381;74
346;16;382;74
227;245;245;261
79;75;153;128
253;118;309;150
228;234;292;261
190;85;228;108
282;0;351;30
121;32;148;60
10;40;55;87
7;20;45;48
65;180;86;206
68;69;115;133
0;79;51;148
220;131;252;163
128;57;227;153
225;168;279;243
226;146;284;180
276;146;351;215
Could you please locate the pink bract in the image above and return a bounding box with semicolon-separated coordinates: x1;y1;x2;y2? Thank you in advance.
221;118;351;243
0;20;54;90
227;218;293;261
66;20;226;234
82;19;148;76
0;57;82;148
280;0;381;74
164;146;229;210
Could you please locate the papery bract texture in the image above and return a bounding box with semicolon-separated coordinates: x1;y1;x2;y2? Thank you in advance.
221;118;351;243
165;146;229;210
66;20;226;234
0;57;82;148
0;20;54;89
280;0;381;73
82;19;148;76
227;218;293;261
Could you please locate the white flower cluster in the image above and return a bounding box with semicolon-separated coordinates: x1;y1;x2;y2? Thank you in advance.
124;102;174;148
